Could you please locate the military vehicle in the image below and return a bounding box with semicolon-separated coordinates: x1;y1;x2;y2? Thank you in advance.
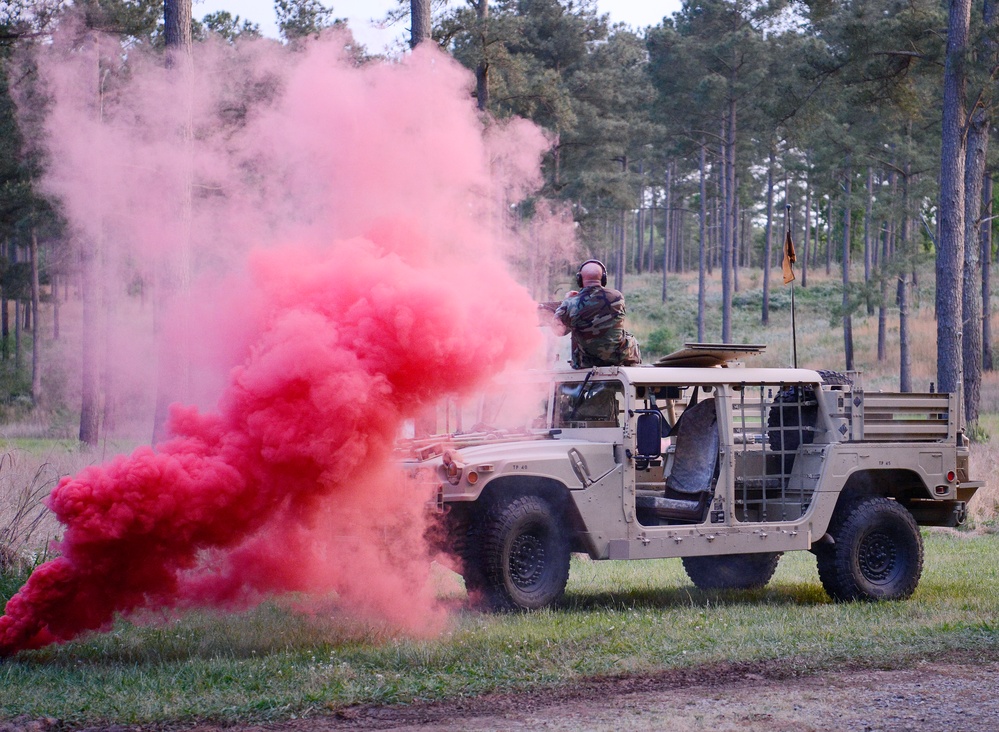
406;344;980;610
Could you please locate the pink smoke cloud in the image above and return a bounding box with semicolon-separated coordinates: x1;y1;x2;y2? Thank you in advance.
0;26;561;655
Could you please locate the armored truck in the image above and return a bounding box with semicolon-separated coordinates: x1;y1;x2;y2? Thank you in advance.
407;345;981;611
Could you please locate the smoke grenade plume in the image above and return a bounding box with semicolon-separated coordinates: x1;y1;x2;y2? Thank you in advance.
0;27;557;655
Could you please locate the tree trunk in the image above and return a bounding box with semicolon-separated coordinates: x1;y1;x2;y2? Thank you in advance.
826;193;833;275
962;108;989;423
474;0;489;110
410;0;432;48
616;207;626;291
984;173;994;371
14;298;20;368
733;178;740;294
878;169;897;362
900;164;913;392
722;111;734;343
877;217;890;362
842;163;854;371
153;0;196;443
698;140;707;342
802;167;811;288
679;208;686;272
712;179;720;275
635;206;645;275
1;273;7;362
52;270;59;340
164;0;192;54
936;0;973;396
662;164;672;303
30;228;41;406
635;161;645;274
864;167;874;315
762;147;775;325
979;0;998;371
79;235;100;446
648;186;657;275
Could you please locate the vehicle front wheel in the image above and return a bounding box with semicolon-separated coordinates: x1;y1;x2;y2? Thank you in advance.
816;496;923;602
481;495;570;611
682;552;782;590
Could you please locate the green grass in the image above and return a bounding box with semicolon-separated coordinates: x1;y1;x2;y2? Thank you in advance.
1;532;997;726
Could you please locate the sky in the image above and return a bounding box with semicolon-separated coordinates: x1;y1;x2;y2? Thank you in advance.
192;0;682;51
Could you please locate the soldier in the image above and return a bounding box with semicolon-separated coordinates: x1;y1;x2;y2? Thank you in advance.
553;259;641;369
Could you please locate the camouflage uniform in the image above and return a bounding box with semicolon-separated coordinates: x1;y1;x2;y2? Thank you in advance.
555;285;642;369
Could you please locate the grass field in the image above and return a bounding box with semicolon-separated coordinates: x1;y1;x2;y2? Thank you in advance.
1;263;998;725
0;534;997;725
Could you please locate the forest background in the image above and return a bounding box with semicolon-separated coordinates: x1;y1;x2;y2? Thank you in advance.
0;0;997;447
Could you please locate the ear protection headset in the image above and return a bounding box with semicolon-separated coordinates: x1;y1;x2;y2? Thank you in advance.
576;259;608;288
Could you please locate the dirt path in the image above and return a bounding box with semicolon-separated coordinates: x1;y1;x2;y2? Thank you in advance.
159;653;999;732
6;653;992;732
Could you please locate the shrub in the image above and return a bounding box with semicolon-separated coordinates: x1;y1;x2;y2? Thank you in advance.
0;452;57;572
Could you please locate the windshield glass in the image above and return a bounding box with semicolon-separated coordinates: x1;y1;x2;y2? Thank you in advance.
554;380;624;428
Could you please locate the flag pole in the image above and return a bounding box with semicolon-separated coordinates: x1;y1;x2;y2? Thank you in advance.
791;276;798;368
784;204;798;369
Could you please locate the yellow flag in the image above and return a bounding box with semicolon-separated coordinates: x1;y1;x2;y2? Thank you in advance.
782;229;796;284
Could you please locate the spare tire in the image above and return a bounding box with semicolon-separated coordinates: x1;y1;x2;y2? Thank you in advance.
768;370;853;454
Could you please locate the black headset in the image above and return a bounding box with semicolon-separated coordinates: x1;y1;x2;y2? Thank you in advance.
576;259;608;288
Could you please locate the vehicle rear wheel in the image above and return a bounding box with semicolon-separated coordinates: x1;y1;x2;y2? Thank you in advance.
682;552;782;590
816;496;923;601
481;495;570;611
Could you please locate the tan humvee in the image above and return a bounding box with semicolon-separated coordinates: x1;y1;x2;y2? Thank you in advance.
406;344;981;611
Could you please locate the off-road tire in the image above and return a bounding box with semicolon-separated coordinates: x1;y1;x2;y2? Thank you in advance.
816;496;923;602
682;552;782;591
481;495;570;611
459;520;487;598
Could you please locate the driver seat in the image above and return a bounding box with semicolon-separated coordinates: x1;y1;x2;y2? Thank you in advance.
636;398;719;523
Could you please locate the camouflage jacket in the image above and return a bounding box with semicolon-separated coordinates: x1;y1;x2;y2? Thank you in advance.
554;286;642;369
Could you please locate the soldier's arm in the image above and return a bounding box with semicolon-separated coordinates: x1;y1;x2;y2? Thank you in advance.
550;295;576;336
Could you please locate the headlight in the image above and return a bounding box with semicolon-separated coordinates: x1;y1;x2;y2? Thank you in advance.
441;450;463;486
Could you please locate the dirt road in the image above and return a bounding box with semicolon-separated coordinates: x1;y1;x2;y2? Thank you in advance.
187;653;998;732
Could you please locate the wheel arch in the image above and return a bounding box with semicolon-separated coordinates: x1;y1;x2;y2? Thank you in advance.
837;468;931;505
473;476;586;552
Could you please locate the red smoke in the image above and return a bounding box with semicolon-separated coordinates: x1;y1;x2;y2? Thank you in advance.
0;29;555;655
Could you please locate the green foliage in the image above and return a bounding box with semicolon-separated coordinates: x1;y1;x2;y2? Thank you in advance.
444;0;655;217
195;11;262;43
0;348;33;410
965;420;990;444
644;326;679;359
275;0;342;41
0;564;30;613
75;0;162;40
1;261;29;301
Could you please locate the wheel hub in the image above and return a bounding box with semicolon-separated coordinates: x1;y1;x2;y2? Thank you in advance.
509;532;546;589
859;531;897;582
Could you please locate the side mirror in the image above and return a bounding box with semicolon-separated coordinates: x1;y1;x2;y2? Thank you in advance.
636;411;663;458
